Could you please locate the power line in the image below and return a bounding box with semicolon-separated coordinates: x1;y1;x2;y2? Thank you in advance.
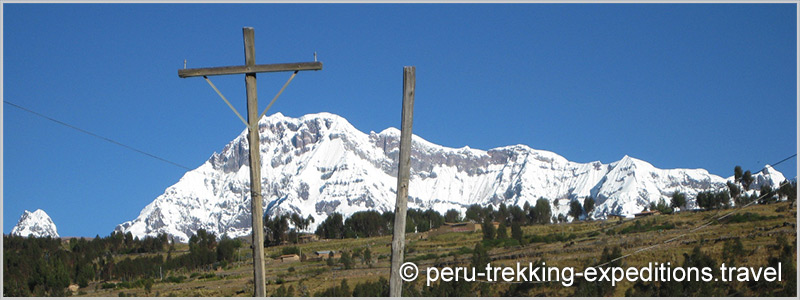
593;171;797;269
4;100;192;171
442;153;799;285
755;153;796;175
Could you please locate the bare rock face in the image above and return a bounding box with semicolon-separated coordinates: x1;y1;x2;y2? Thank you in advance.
116;112;786;242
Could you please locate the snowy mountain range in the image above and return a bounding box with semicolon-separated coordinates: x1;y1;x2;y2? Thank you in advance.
10;209;60;238
115;112;786;242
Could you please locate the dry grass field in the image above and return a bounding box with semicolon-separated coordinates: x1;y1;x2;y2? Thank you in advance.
76;201;796;297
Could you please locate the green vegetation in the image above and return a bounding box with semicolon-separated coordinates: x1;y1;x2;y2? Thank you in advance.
528;232;578;243
314;208;444;239
3;228;244;297
650;198;673;214
671;191;687;210
583;196;596;217
615;219;676;235
569;199;583;219
723;212;778;224
4;181;796;297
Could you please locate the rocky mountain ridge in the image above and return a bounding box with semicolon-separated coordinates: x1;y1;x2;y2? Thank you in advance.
116;112;785;242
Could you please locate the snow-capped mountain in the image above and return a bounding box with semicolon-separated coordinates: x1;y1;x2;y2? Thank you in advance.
11;209;60;238
116;112;786;242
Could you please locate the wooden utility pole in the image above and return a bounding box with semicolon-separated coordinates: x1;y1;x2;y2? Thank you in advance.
389;66;415;297
178;27;322;297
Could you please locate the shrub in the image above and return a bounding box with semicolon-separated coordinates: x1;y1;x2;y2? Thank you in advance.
101;282;116;289
164;276;186;284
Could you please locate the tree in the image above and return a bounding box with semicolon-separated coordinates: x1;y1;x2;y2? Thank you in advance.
188;229;217;267
315;213;345;239
405;216;416;234
716;189;731;209
652;198;673;214
352;277;389;297
344;211;390;237
339;251;354;270
670;191;687;210
217;235;241;263
481;217;496;241
721;238;745;266
144;278;153;295
314;279;351;297
734;166;743;183
696;191;713;210
727;181;742;205
444;209;461;223
465;204;483;222
557;214;567;223
583;197;595;217
509;205;526;224
264;214;289;246
422;208;444;230
496;222;508;240
530;197;552;225
569;200;583;220
471;242;490;272
778;180;797;206
363;247;372;267
696;190;730;210
742;170;753;191
511;222;524;245
289;213;314;233
759;185;776;203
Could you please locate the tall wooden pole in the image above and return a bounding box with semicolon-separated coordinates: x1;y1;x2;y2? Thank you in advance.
389;66;415;297
243;27;267;297
177;27;321;297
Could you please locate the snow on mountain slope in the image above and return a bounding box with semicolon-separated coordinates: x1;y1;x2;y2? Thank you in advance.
11;209;60;238
116;112;786;242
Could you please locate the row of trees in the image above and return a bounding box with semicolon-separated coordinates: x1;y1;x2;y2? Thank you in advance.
314;197;569;241
3;230;176;296
3;229;243;297
314;195;598;241
303;163;797;244
567;196;596;220
264;212;315;246
641;165;797;214
314;208;448;239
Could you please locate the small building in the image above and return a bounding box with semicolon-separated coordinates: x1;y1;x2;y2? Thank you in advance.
298;234;318;244
634;210;661;218
436;222;483;234
277;254;300;263
607;214;626;221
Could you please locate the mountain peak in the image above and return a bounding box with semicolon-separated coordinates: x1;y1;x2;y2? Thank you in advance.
116;112;785;242
378;127;401;136
11;209;59;238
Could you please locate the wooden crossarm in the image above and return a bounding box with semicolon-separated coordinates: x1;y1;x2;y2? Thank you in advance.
178;61;322;78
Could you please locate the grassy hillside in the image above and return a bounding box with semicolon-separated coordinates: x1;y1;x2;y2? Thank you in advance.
4;202;797;297
6;201;796;297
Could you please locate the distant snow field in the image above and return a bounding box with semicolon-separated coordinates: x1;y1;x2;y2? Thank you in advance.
115;112;786;242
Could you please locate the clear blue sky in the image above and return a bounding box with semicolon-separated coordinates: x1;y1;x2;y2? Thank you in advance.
3;4;796;237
